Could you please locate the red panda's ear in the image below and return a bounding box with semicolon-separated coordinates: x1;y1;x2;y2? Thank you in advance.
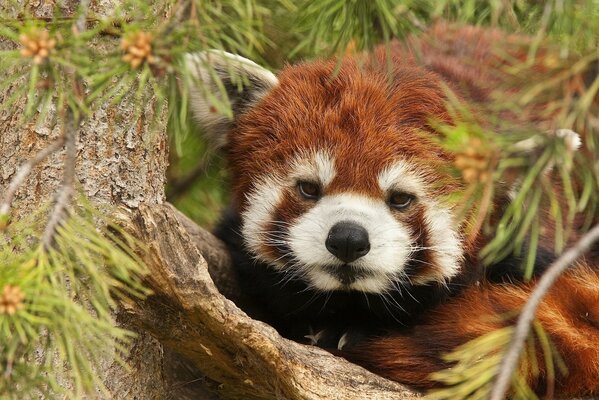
184;51;278;149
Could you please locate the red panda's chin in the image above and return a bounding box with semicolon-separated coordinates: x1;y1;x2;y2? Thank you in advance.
304;267;393;293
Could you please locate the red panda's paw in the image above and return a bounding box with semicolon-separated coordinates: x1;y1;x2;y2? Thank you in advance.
304;324;377;351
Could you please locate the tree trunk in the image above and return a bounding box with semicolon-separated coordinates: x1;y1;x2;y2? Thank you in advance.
0;2;418;398
1;2;173;397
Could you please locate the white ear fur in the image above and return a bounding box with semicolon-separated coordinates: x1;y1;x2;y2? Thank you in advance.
184;51;278;149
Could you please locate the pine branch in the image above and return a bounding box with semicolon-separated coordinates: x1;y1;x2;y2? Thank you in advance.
41;0;90;249
41;117;77;249
490;223;599;400
0;136;65;221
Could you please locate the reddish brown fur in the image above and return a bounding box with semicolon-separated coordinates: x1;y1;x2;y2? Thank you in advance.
223;23;599;396
343;263;599;396
228;52;458;210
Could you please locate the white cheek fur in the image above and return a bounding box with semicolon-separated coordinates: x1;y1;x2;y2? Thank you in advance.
241;174;286;261
288;194;413;291
240;150;337;266
417;202;463;284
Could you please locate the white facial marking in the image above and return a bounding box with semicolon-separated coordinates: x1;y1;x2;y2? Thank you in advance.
378;160;463;284
288;193;412;292
349;276;390;293
242;153;463;294
241;174;285;259
290;150;336;187
378;160;427;196
305;268;344;291
415;201;463;284
241;150;336;263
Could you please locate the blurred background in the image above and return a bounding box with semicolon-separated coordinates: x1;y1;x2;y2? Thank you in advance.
165;0;599;230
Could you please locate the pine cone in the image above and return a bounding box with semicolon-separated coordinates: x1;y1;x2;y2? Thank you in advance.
121;31;157;69
0;285;25;315
454;137;492;184
19;29;56;65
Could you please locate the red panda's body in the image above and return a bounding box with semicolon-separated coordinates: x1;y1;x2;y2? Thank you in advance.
187;24;599;397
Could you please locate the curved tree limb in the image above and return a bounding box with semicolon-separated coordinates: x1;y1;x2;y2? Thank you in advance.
117;203;419;400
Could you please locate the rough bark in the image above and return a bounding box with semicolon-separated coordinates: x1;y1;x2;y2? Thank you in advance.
117;203;419;400
1;2;170;397
1;1;419;398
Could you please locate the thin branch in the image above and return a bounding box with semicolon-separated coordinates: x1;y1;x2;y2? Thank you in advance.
41;118;77;249
166;157;211;200
490;223;599;400
0;136;65;218
41;1;90;249
74;0;91;35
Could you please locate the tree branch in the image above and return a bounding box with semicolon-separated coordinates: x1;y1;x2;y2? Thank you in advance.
0;136;65;221
117;203;420;400
490;223;599;400
41;115;77;249
166;156;211;200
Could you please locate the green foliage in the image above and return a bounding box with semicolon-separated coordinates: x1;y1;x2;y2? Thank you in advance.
428;322;568;399
1;0;598;398
427;327;518;400
0;199;148;398
166;128;229;227
291;0;428;56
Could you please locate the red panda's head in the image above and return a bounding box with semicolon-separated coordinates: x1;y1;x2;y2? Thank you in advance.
187;50;464;294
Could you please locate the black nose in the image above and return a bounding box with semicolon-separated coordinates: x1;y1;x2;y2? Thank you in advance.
325;221;370;263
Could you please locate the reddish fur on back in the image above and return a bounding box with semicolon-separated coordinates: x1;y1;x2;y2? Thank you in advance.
343;263;599;396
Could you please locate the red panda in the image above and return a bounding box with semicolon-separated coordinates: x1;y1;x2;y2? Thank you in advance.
185;24;599;397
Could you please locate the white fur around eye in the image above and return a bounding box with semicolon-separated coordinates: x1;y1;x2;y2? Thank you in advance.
240;154;463;293
240;150;336;265
377;160;427;196
241;174;286;260
290;150;336;187
377;160;463;284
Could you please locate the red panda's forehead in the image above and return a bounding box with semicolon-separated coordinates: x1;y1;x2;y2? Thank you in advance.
228;57;454;203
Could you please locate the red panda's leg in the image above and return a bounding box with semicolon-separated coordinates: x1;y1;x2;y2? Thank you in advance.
342;264;599;397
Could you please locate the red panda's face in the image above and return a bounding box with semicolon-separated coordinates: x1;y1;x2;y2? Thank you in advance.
188;51;465;294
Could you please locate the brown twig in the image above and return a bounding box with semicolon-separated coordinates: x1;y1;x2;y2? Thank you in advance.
490;223;599;400
166;156;212;200
41;118;77;249
40;0;90;249
0;136;65;219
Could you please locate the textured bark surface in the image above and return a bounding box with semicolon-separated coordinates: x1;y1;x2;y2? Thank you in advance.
0;2;170;398
117;204;419;400
1;1;419;398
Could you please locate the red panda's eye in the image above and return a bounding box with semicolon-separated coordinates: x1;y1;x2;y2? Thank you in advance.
389;191;414;210
297;181;321;200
